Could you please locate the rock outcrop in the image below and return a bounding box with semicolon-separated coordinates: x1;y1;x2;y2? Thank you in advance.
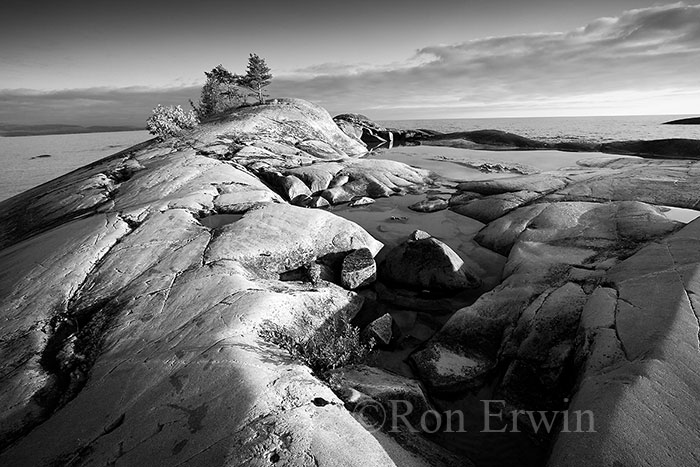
333;114;396;148
406;153;700;464
0;99;439;466
549;218;700;467
3;102;700;467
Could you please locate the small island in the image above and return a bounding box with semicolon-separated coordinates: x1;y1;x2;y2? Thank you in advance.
0;124;142;137
663;116;700;125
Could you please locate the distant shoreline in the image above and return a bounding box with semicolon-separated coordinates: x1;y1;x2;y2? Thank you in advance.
0;125;143;137
663;116;700;125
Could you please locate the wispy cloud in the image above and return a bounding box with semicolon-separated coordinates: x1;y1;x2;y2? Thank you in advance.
271;2;700;116
2;3;699;124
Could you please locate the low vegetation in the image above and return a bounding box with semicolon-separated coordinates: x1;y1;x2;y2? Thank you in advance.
145;104;199;139
259;312;375;376
146;53;273;136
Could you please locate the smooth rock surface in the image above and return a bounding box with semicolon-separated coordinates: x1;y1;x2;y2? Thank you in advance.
0;99;412;467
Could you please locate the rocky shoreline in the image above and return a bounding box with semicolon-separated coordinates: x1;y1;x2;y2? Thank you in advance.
1;99;699;466
335;112;700;160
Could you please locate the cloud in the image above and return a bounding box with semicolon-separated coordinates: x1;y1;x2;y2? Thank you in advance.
2;3;700;123
0;86;200;126
270;2;700;117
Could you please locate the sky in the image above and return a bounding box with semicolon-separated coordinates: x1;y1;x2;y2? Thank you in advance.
1;0;699;125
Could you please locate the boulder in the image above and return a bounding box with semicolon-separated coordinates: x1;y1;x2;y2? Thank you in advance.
349;197;375;207
411;344;494;392
381;234;482;291
410;230;431;241
341;247;377;289
408;196;449;213
364;313;394;346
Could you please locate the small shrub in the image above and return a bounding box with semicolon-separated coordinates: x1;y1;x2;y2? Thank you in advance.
146;104;199;139
259;313;374;375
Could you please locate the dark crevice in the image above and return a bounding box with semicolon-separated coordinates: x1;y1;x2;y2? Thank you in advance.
0;299;123;454
608;285;631;361
0;216;138;453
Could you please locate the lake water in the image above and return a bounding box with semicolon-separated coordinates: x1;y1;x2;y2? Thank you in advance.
0;130;150;202
1;115;699;202
380;114;700;144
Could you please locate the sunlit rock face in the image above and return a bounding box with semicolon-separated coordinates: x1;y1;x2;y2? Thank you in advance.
0;99;419;466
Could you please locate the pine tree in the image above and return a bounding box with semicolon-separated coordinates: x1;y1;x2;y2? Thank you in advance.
239;54;273;104
191;65;244;119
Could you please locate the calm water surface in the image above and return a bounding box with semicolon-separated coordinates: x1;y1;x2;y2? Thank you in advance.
0;130;149;201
